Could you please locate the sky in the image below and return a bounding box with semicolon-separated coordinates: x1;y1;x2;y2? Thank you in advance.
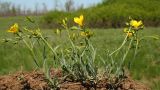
0;0;102;11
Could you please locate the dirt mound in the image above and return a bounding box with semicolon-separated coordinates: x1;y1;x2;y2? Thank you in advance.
60;78;149;90
0;70;149;90
0;71;50;90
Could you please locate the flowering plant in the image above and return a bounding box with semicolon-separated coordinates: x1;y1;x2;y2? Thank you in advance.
3;15;159;89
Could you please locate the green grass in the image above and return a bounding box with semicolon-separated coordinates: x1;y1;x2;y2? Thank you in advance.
0;27;160;89
0;16;41;30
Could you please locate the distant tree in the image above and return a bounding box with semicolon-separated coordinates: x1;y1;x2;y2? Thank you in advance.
23;5;26;15
54;0;59;10
77;4;84;10
35;3;39;15
42;3;48;13
11;4;16;16
26;9;32;15
0;2;11;16
65;0;74;12
16;5;21;15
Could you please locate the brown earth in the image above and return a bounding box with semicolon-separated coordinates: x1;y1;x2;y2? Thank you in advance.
0;69;150;90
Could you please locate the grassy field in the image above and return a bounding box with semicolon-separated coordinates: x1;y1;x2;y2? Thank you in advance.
0;16;41;30
0;27;160;89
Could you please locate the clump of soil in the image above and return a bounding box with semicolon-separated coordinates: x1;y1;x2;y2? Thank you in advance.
0;71;50;90
0;69;149;90
59;78;149;90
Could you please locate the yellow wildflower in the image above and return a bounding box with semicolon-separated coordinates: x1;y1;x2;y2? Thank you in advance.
74;15;84;26
130;20;143;29
80;32;86;37
80;31;93;38
8;23;19;33
127;32;133;37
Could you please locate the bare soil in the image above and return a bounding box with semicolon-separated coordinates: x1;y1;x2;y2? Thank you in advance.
0;69;149;90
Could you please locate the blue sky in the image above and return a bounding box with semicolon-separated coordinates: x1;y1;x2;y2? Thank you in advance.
0;0;102;11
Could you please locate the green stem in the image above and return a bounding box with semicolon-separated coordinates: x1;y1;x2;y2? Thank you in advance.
109;27;132;56
40;35;57;56
129;38;139;69
16;32;39;67
121;38;134;65
109;35;128;56
22;39;40;67
116;37;133;76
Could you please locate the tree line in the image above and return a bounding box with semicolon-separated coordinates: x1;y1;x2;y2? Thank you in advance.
0;1;48;16
0;0;84;17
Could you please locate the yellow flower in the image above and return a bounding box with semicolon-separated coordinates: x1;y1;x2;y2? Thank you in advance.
130;20;143;29
80;31;93;38
127;32;133;37
80;31;86;37
8;23;19;33
74;15;84;26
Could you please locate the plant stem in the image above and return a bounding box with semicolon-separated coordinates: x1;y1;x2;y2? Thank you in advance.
109;35;128;56
115;37;133;76
40;35;57;56
22;39;40;67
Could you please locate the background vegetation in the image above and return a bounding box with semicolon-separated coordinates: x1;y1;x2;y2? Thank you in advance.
43;0;160;28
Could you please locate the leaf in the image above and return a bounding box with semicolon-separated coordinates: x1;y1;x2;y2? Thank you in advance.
26;16;35;23
70;26;79;30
